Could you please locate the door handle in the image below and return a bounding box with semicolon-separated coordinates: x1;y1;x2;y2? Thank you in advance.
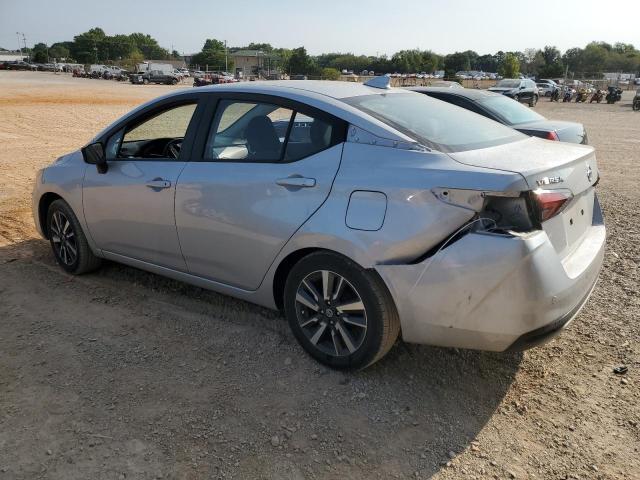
145;179;172;189
275;176;316;188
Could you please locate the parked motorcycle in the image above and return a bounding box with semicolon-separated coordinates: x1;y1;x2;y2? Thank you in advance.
590;89;604;103
633;89;640;111
606;86;623;104
550;87;560;102
575;88;589;102
562;88;573;102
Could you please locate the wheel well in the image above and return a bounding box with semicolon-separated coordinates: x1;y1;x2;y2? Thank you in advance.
38;192;63;238
272;247;323;311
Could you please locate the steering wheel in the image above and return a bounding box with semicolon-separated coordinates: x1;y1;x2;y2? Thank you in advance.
163;139;182;159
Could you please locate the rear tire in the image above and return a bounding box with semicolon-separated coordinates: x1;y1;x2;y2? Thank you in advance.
47;199;101;275
530;94;538;107
283;252;400;370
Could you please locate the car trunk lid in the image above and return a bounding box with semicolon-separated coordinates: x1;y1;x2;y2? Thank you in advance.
448;137;599;258
447;137;597;194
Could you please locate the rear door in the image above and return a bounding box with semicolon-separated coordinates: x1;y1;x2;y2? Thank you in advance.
175;94;347;290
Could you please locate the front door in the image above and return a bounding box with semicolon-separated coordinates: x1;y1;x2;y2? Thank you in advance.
83;101;200;270
175;96;346;290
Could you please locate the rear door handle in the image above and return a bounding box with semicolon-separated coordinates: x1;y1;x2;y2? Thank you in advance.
275;176;316;188
146;179;172;189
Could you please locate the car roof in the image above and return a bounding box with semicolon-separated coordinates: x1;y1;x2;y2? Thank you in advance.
94;81;420;146
408;86;502;101
195;80;408;99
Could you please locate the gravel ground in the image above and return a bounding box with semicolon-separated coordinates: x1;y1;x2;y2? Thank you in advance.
0;72;638;480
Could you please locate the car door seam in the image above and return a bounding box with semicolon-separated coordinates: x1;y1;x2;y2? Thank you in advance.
253;142;347;291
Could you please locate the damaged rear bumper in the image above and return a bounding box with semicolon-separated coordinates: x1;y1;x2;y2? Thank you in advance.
375;215;605;352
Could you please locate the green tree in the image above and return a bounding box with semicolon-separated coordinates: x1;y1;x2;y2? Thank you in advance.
49;43;70;61
121;48;144;71
562;47;583;74
288;47;313;75
128;32;168;59
477;54;498;72
498;52;520;78
444;52;470;77
321;67;340;80
32;42;48;63
581;42;608;75
70;27;106;63
246;42;273;52
538;46;563;77
191;39;230;70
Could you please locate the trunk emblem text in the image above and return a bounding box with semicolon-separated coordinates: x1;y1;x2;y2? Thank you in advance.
536;176;563;186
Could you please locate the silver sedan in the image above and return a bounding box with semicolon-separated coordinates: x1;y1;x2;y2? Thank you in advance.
33;79;605;369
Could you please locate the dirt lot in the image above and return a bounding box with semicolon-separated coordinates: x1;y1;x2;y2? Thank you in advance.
0;71;638;480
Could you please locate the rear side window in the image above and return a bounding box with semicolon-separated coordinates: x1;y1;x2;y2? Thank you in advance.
344;93;524;152
205;99;342;162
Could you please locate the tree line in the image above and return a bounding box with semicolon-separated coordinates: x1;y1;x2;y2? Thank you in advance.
193;39;640;79
11;27;640;79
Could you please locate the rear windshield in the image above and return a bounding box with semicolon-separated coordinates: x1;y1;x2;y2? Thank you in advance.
343;93;524;152
478;95;545;125
496;80;521;88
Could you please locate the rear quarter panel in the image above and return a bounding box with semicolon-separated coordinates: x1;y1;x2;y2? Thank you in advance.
264;143;530;271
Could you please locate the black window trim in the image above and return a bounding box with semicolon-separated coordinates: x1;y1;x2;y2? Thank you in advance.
99;92;206;162
192;92;348;164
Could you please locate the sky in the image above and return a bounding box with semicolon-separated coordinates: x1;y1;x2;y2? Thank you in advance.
1;0;639;57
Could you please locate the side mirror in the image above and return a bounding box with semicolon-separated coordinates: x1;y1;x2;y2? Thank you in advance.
81;142;108;174
520;85;526;89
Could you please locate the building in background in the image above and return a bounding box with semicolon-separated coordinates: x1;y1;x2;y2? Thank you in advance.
0;50;27;62
230;50;279;79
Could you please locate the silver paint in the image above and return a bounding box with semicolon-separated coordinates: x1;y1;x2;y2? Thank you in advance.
33;81;606;352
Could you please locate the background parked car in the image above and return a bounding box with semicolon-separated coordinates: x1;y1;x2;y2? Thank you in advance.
130;69;180;85
7;61;37;71
536;83;555;97
410;86;588;144
489;78;539;106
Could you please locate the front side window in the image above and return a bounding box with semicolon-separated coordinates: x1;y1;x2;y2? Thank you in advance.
118;103;197;159
205;100;338;162
344;93;524;153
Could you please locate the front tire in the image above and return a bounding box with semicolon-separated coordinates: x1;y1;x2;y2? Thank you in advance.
283;252;399;370
47;199;101;274
530;94;538;107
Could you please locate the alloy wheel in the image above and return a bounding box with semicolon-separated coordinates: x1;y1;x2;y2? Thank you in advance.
50;210;78;266
295;270;367;357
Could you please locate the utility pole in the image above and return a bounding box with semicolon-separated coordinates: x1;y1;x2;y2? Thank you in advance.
224;40;228;72
15;32;23;58
22;33;28;61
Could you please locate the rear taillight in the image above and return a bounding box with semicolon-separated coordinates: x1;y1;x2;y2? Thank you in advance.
532;189;572;222
545;131;559;141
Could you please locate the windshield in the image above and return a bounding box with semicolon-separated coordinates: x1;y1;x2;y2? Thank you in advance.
478;95;545;125
496;80;521;88
343;93;524;152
